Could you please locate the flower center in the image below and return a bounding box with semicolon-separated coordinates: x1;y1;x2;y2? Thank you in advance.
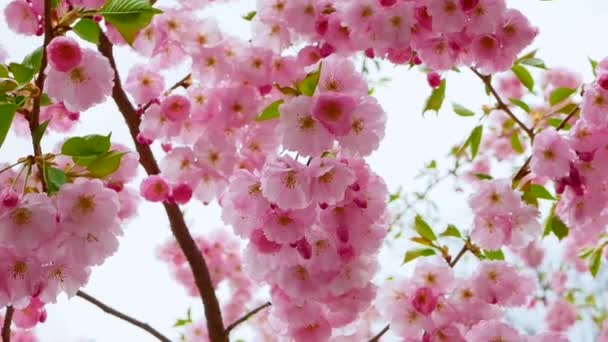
10;208;31;226
283;171;297;189
318;171;334;184
12;261;27;279
69;67;86;83
76;195;95;214
298;116;316;131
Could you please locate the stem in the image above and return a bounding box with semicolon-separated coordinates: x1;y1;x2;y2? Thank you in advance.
97;33;228;342
470;67;535;140
2;306;14;342
368;239;470;341
225;302;272;334
29;0;53;193
76;291;170;342
141;74;192;112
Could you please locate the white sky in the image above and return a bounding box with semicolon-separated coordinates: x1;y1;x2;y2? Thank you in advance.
1;0;608;341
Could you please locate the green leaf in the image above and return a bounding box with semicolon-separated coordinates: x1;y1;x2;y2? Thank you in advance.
297;63;322;96
32;120;49;147
590;249;602;277
426;160;437;169
61;134;112;157
551;215;569;240
414;215;437;241
484;249;505;261
510;133;524;154
255;100;284;122
547;117;572;130
589;58;599;77
509;98;530;113
423;79;446;114
403;248;436;264
40;94;52;106
452;103;475;117
466;125;483;159
101;0;163;45
9;63;35;85
0;78;19;95
520;57;547;70
526;184;556;201
511;64;534;92
44;165;67;195
242;11;256;21
549;87;577;106
0;65;8;78
440;224;462;238
388;189;401;203
86;151;126;178
0;103;18;149
173;307;192;327
73;19;101;44
22;47;43;72
475;173;493;180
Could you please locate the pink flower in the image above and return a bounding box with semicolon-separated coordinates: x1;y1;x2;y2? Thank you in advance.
261;156;312;210
45;49;114;112
125;65;164;105
582;85;608;129
309;157;355;206
0;194;57;251
312;93;357;136
466;0;507;34
545;299;577;332
317;56;367;96
40;253;91;302
469;179;521;216
427;0;467;33
140;175;170;202
221;170;270;238
47;36;82;72
161;95;191;122
531;128;576;180
473;261;534;306
337;96;386;156
40;103;79;133
279;96;334;157
466;320;521;342
497;9;538;56
427;72;442;88
0;250;42;309
13;297;46;329
411;287;438;315
262;206;314;244
4;1;39;36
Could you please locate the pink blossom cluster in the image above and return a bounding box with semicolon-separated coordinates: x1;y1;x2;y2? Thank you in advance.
158;229;253;327
219;153;388;341
468;179;540;250
377;257;565;341
254;0;537;72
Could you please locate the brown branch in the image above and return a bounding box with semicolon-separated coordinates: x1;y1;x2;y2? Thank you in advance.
29;0;54;192
368;324;389;342
141;74;192;112
76;291;170;342
97;33;228;342
2;306;14;342
470;67;535;140
225;302;272;334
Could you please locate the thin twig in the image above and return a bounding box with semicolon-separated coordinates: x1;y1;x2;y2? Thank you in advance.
29;0;53;192
98;33;228;342
368;324;389;342
2;306;14;342
470;67;535;140
76;291;170;342
225;302;272;334
141;74;192;112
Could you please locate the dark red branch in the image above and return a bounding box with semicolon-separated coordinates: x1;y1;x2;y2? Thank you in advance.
98;33;227;342
76;291;170;342
1;306;14;342
225;302;272;334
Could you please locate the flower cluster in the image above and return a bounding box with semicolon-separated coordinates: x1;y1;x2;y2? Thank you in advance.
220;153;388;341
468;179;540;250
377;257;565;341
254;0;537;72
157;229;253;326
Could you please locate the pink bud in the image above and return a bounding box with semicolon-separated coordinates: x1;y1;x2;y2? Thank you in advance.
387;48;412;65
598;74;608;91
161;142;173;153
412;55;423;65
161;95;191;122
319;43;336;58
364;48;375;59
68;111;80;121
140;175;170;202
171;183;193;205
353;197;368;209
136;133;153;145
295;238;312;260
319;202;329;210
258;84;272;95
1;189;19;208
315;16;329;35
47;36;83;72
106;181;124;192
338;245;355;263
379;0;397;7
427;72;442;88
460;0;480;11
336;225;349;243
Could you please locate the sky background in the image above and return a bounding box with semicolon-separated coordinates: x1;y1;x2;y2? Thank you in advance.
2;0;608;341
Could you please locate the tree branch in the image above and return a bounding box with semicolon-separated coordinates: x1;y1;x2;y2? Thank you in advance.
141;73;192;112
29;0;54;192
97;33;227;342
368;324;389;342
225;302;272;334
76;291;170;342
2;306;14;342
470;67;535;140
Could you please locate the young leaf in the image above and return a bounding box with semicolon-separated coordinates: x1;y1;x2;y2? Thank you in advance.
475;173;493;180
423;79;446;114
0;78;19;95
520;57;547;70
86;151;126;178
590;249;602;277
510;133;524;154
526;184;556;201
22;47;43;72
589;58;598;76
0;103;18;149
452;103;475;117
73;19;101;44
509;98;530;113
511;64;534;92
9;63;35;85
61;134;112;157
242;11;257;21
414;215;437;241
549;87;577;106
45;165;67;195
439;224;462;238
551;215;569;240
484;249;505;261
32;120;50;147
101;0;163;44
467;125;483;159
297;63;322;96
255;100;284;122
403;248;436;264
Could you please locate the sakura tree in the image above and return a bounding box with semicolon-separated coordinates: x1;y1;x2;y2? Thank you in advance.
0;0;607;341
